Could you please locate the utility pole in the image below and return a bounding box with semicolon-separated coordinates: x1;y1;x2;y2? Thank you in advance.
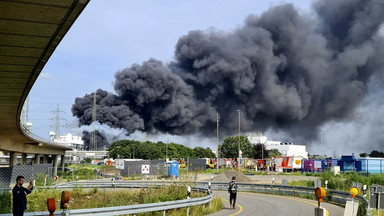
216;113;220;172
262;143;264;160
237;110;241;160
166;132;169;161
90;92;97;151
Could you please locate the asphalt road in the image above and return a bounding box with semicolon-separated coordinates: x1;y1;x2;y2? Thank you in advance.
208;191;344;216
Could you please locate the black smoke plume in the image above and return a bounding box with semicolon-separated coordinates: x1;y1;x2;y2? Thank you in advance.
72;0;384;142
82;131;109;151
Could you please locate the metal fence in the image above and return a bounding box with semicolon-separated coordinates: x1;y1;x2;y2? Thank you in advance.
187;158;206;171
0;181;212;216
117;158;207;177
120;159;167;176
0;163;53;187
0;180;372;215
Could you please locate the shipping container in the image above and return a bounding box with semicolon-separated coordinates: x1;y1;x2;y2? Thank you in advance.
275;156;303;172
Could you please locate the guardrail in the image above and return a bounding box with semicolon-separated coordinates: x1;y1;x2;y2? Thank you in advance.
20;124;53;144
54;180;371;215
0;180;371;216
0;182;212;216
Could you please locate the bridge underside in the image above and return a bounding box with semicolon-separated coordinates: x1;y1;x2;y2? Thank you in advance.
0;0;89;160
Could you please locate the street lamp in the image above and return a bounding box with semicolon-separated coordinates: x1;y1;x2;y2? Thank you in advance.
217;113;220;171
237;110;241;159
166;132;169;161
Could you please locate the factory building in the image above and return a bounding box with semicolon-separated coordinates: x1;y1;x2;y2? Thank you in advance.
247;133;308;158
50;132;84;151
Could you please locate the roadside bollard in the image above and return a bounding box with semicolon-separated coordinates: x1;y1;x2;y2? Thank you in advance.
272;177;275;185
344;187;360;216
187;186;191;216
314;187;326;216
325;180;328;190
363;185;367;197
187;186;191;199
208;181;212;195
60;191;70;216
47;198;56;216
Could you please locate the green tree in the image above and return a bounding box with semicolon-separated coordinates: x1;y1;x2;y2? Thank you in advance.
192;147;215;158
369;150;384;158
269;149;281;158
253;143;269;159
219;136;254;158
107;140;203;159
359;152;367;157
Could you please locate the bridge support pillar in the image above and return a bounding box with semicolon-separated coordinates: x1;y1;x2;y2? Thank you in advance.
43;155;48;163
21;153;27;165
61;155;65;172
34;154;40;164
53;155;59;176
9;152;17;167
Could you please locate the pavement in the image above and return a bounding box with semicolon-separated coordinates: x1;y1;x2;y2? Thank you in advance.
208;191;344;216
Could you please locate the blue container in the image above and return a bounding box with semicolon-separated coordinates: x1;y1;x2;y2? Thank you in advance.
167;161;179;177
338;155;357;172
359;158;384;174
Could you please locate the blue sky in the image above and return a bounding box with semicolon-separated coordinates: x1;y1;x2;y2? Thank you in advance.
28;0;325;150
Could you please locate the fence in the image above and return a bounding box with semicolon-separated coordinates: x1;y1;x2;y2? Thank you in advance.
187;158;206;171
0;180;371;215
117;158;207;177
0;163;53;187
120;160;166;176
0;182;212;216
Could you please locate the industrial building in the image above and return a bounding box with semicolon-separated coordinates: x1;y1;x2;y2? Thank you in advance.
50;132;84;150
247;133;308;158
65;150;109;164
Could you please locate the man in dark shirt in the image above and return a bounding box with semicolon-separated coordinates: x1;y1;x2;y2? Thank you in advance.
228;176;238;209
12;176;33;216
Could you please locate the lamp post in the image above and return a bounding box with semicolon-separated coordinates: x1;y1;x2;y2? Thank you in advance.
166;132;169;161
217;113;220;172
237;110;241;161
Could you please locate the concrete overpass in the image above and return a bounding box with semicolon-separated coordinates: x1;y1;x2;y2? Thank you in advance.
0;0;89;175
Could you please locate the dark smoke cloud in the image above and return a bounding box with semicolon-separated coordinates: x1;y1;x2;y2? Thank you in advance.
82;130;109;151
72;0;384;143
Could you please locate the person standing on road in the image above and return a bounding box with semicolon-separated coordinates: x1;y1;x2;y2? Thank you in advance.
228;176;238;209
12;176;33;216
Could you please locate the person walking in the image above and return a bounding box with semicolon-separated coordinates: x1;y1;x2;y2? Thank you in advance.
12;176;33;216
228;176;238;209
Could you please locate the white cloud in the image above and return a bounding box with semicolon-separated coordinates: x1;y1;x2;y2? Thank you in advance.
40;73;53;80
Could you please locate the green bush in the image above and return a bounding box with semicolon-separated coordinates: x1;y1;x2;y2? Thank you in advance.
58;168;97;181
35;173;54;186
0;192;11;213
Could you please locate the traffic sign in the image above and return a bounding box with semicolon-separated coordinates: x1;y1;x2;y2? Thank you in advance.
142;165;150;174
115;159;125;169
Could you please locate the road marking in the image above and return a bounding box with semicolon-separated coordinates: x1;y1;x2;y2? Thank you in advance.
254;193;330;216
279;196;330;216
230;203;243;216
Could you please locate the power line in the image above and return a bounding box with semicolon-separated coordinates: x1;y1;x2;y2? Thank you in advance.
49;104;66;139
90;92;97;151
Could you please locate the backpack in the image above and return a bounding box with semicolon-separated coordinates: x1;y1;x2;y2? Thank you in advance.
228;181;237;193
